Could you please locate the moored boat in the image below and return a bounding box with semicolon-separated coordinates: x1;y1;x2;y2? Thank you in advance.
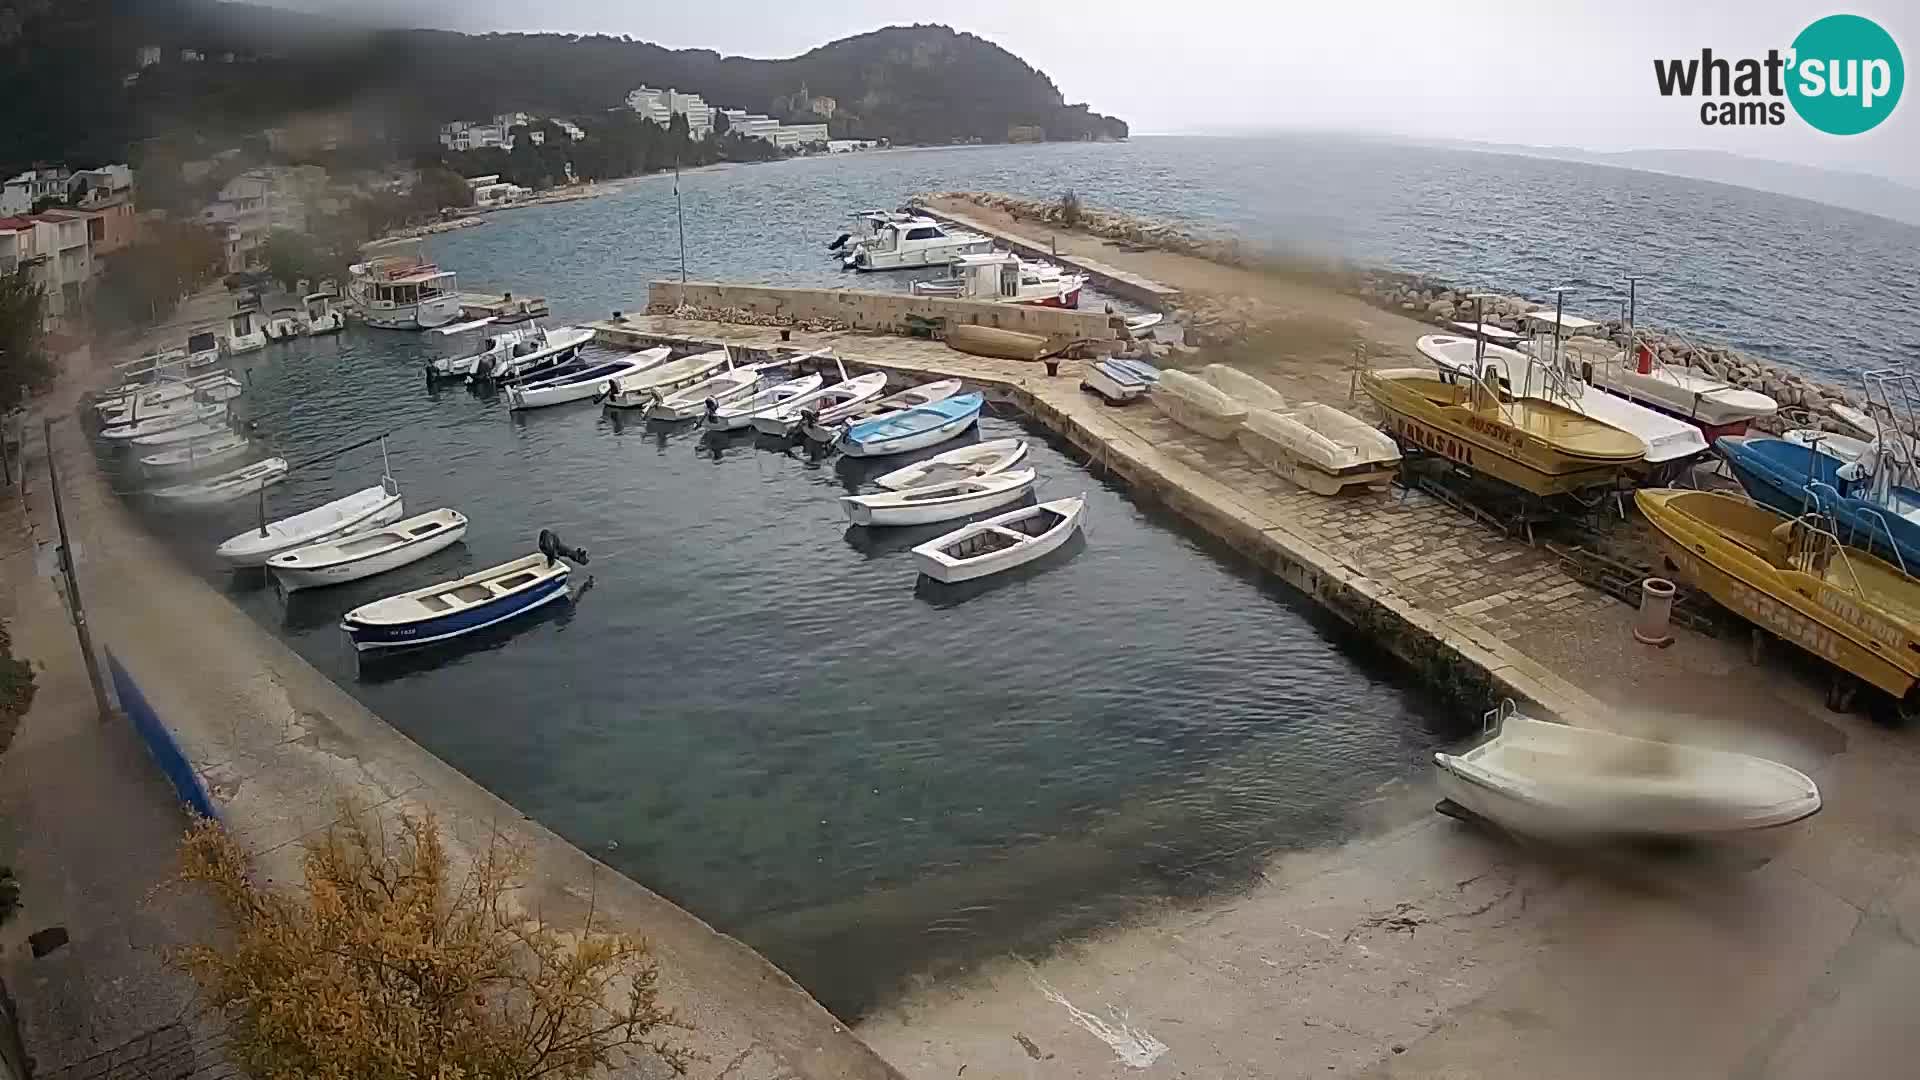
801;379;962;444
474;326;598;382
139;432;253;474
150;457;289;506
601;349;731;409
707;374;824;431
842;467;1037;527
874;438;1030;491
912;495;1086;583
1238;405;1402;495
269;508;468;592
910;251;1086;308
1083;358;1159;404
844;217;993;271
303;292;346;335
131;419;232;449
99;402;228;442
226;308;266;354
837;392;985;458
648;361;787;422
750;371;888;437
504;352;662;410
263;309;306;341
340;535;586;651
214;478;406;567
1150;369;1248;439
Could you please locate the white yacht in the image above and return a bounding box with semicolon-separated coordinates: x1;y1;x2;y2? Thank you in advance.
226;307;266;355
911;251;1086;308
843;217;993;272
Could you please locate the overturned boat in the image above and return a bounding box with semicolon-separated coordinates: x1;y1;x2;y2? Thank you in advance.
1238;405;1401;495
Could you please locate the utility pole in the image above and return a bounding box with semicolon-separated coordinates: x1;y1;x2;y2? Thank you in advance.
674;157;688;284
44;418;112;721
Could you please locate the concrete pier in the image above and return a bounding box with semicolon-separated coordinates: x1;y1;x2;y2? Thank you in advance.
458;291;550;322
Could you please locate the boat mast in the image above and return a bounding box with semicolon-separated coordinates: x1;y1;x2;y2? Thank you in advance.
675;157;688;284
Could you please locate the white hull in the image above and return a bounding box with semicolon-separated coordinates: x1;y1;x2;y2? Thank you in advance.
362;294;463;331
151;458;290;506
131;420;230;448
226;332;266;355
1083;359;1158;404
842;468;1036;526
802;379;963;443
480;327;600;382
603;350;730;409
100;403;228;442
710;375;825;431
1197;365;1291;411
269;510;468;592
140;434;253;474
216;486;406;567
1783;428;1873;464
1590;353;1777;428
506;353;658;410
1150;370;1247;439
1237;405;1402;495
264;317;304;341
874;438;1029;490
649;367;767;421
913;495;1086;583
753;372;889;436
305;312;346;335
838;410;980;458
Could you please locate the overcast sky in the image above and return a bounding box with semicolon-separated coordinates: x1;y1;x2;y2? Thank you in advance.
272;0;1917;183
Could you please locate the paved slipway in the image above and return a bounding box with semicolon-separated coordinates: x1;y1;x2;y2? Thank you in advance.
846;204;1920;1079
0;288;901;1080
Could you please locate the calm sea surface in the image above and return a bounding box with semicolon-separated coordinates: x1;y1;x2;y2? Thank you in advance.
125;135;1914;1015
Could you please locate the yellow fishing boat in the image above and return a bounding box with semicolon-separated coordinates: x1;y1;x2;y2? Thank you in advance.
1362;365;1645;497
1638;488;1920;716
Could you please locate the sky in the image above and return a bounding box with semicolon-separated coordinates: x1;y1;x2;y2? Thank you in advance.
270;0;1919;184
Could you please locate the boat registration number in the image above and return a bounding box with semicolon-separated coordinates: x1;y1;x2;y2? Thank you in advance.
1388;416;1475;467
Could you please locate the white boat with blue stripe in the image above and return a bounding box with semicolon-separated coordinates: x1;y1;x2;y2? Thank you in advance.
340;532;588;651
837;392;985;457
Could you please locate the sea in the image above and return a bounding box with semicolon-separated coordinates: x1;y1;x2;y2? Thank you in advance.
124;134;1918;1017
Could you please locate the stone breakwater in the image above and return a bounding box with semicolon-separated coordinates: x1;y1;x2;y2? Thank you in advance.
927;191;1883;440
642;303;853;333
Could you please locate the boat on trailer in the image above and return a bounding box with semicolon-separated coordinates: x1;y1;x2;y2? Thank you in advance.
340;533;587;651
842;467;1037;527
913;495;1086;583
214;476;406;567
838;392;985;458
269;508;468;592
874;438;1030;491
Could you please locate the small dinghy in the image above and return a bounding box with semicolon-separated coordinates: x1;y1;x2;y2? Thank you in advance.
99;401;227;442
1238;405;1402;495
601;349;730;409
1434;701;1821;839
269;508;468;592
1125;312;1165;334
98;374;241;424
709;373;824;430
1083;358;1159;404
801;378;962;444
838;392;985;458
472;326;597;382
505;350;664;410
1150;369;1248;439
945;324;1051;362
215;477;405;567
912;494;1086;583
150;457;289;507
1197;365;1291;412
842;467;1037;526
131;419;231;448
752;371;889;437
340;531;588;651
140;432;253;474
649;361;786;422
874;437;1030;491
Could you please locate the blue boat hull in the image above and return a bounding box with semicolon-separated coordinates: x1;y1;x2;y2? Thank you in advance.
342;572;570;651
1717;436;1920;571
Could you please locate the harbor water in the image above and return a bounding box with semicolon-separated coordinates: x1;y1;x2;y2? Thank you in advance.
121;135;1916;1014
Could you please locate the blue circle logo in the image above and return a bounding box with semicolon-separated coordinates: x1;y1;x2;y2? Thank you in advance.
1788;15;1904;135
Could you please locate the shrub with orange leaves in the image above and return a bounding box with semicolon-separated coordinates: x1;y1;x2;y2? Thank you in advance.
168;806;693;1080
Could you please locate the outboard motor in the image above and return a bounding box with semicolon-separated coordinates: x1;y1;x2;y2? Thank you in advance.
704;397;720;424
828;232;851;251
538;529;589;567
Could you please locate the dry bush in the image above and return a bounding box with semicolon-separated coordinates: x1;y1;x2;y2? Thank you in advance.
169;807;692;1080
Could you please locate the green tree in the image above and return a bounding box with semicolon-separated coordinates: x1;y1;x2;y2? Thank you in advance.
92;222;225;333
413;166;475;213
0;269;53;404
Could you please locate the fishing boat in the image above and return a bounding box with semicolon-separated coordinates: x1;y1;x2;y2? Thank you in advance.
131;419;232;448
1716;435;1920;572
874;438;1030;490
601;349;731;409
1083;358;1160;404
99;402;228;442
842;467;1037;526
340;533;587;651
707;374;824;431
843;217;993;271
473;326;598;382
1197;365;1291;412
1417;334;1708;469
1150;369;1248;439
226;308;266;355
910;251;1086;308
214;478;406;567
750;372;888;437
801;379;963;444
944;324;1051;362
150;457;289;507
263;309;306;341
1238;405;1402;495
358;267;462;331
1435;700;1821;838
1583;338;1778;438
505;352;663;410
912;495;1087;583
303;293;346;335
1361;364;1645;498
1638;487;1920;718
139;432;253;474
649;361;787;422
838;392;985;458
269;508;468;592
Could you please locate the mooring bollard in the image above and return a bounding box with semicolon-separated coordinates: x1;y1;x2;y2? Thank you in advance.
1634;577;1676;646
1043;358;1061;377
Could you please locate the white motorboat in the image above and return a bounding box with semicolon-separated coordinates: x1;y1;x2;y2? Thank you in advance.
139;432;253;474
427;325;537;378
1125;313;1165;334
913;495;1086;583
226;308;267;355
99;402;228;442
185;330;223;368
844;217;994;271
357;265;463;331
341;543;582;651
505;351;664;410
1434;701;1821;839
1083;358;1159;404
751;371;889;437
602;349;732;410
648;362;786;422
98;374;241;426
1416;334;1708;466
269;508;468;592
1238;405;1402;495
303;293;346;335
1197;365;1291;412
100;392;209;431
707;374;825;430
801;379;963;444
1150;369;1248;439
828;209;915;252
838;393;985;458
873;438;1030;490
1583;339;1779;437
150;457;289;507
842;467;1037;526
131;419;232;448
473;326;598;382
910;252;1086;308
263;308;306;341
214;478;406;567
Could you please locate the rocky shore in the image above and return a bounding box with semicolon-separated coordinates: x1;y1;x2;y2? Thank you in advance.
926;191;1882;440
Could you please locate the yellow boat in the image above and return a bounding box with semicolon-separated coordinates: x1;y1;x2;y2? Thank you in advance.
1637;488;1920;714
1361;366;1646;497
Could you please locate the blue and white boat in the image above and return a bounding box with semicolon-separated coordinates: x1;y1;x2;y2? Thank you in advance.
837;392;985;458
1083;358;1160;404
340;535;586;651
1718;435;1920;572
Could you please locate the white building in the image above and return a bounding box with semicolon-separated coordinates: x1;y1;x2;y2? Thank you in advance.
1;168;72;214
630;87;714;137
555;120;586;142
0;216;57;329
626;87;671;126
439;121;515;152
202;171;274;273
771;124;830;150
472;181;531;208
723;111;780;140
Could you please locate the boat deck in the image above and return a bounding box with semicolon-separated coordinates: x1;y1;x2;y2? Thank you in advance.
458;291;550;321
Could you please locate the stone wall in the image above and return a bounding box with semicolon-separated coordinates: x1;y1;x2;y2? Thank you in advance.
644;281;1121;345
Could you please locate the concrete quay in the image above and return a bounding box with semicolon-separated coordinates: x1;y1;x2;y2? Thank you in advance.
911;204;1183;312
